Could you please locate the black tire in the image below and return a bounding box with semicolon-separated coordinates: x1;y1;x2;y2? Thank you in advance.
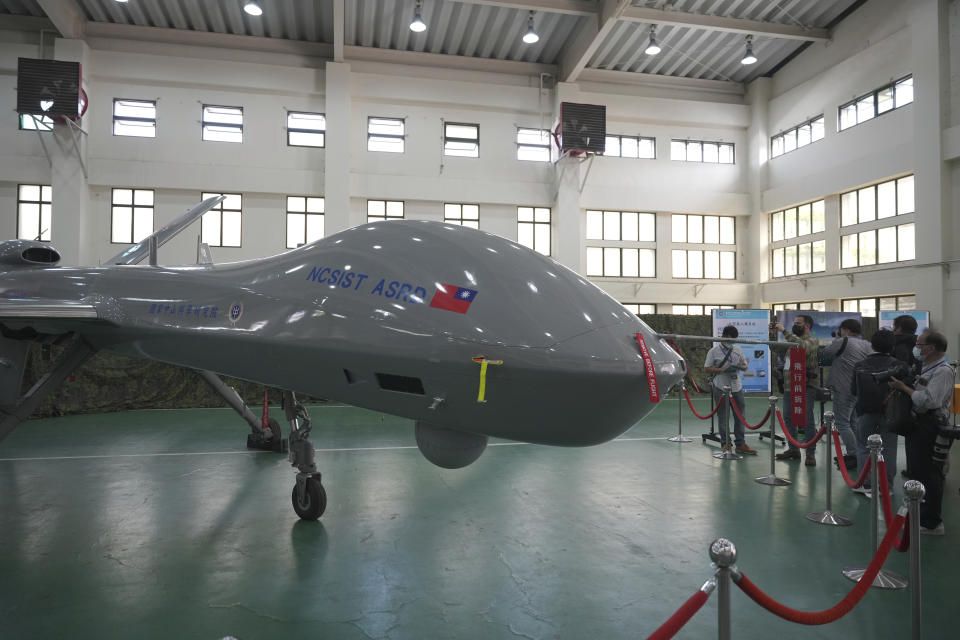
268;418;282;440
292;477;327;520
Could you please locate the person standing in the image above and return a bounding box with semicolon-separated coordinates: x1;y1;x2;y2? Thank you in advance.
774;314;821;466
823;318;872;469
703;325;757;455
888;331;954;535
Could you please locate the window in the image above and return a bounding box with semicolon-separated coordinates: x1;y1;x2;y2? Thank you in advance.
841;295;916;318
769;200;826;278
671;214;735;244
444;203;479;229
200;192;242;247
840;223;914;268
111;188;154;244
517;206;551;255
367;200;404;223
287;111;325;147
17;184;51;241
771;116;824;158
19;114;53;131
840;176;913;227
586;247;656;277
586;210;655;241
771;301;826;313
368;117;404;153
286;196;325;248
516;128;551;162
113;99;156;137
444;122;479;158
671;304;735;315
671;250;735;279
202;105;242;143
839;76;913;131
622;303;656;315
670;139;734;164
604;135;655;159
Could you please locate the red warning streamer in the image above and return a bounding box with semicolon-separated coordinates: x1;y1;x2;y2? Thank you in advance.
636;333;661;403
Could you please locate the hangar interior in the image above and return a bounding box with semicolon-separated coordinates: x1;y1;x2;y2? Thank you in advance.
1;0;959;638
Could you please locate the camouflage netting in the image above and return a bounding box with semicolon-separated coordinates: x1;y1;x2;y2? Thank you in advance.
21;315;881;417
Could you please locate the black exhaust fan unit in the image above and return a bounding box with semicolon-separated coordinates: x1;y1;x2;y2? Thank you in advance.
16;58;82;119
558;102;606;155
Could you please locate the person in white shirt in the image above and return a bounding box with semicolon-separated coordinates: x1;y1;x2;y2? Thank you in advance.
703;325;757;455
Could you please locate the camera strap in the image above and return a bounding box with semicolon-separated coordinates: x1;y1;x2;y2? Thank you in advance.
835;336;848;357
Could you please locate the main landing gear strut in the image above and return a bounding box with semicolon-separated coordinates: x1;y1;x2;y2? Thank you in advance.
284;390;326;520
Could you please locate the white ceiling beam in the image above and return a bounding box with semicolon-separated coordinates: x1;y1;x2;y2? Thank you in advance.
0;15;58;33
578;67;745;97
558;0;630;83
452;0;595;17
343;45;556;77
333;0;344;62
37;0;86;39
621;7;829;42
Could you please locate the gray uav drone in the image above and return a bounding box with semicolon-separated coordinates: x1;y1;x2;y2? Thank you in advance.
0;197;686;520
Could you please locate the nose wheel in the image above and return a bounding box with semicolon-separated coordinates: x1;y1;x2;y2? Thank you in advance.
284;391;327;520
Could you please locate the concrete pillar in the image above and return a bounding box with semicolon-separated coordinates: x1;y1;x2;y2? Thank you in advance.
745;77;771;308
50;38;90;266
909;0;951;331
324;61;351;233
552;82;583;273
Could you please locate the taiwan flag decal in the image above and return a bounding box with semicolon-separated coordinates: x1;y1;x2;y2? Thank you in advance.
429;284;478;314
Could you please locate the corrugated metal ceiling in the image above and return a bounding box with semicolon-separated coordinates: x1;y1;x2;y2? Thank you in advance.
0;0;864;85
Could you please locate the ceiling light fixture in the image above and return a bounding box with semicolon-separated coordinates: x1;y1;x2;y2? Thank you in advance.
522;10;539;44
410;0;426;33
644;26;661;56
741;34;757;65
243;2;263;17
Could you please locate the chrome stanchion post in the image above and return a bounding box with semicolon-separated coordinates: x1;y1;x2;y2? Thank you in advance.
714;386;742;460
806;412;852;525
904;480;925;640
668;380;692;443
756;395;790;486
710;538;737;640
842;433;906;589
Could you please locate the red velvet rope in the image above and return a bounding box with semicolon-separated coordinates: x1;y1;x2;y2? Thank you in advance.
776;410;827;449
645;589;711;640
728;397;772;430
831;430;872;488
682;387;725;420
734;514;907;625
896;514;911;552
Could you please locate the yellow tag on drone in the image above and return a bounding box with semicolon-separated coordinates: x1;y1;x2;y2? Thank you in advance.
472;357;503;403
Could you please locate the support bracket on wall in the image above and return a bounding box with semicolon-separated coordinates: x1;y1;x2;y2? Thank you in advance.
799;278;808;290
632;283;644;297
845;273;855;286
692;284;705;298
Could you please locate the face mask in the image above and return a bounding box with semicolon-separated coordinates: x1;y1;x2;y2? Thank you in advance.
793;325;806;336
722;341;733;348
912;346;923;360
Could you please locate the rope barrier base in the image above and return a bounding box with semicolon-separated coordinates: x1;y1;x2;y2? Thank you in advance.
805;509;853;526
666;434;693;443
840;566;907;590
754;473;791;486
757;429;786;444
713;449;743;461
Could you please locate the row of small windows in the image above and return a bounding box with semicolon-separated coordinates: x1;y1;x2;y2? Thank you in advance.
840;175;914;226
768;295;914;318
840;223;915;267
587;249;736;280
770;76;914;159
672;214;736;244
771;200;826;242
771;241;826;278
620;304;736;316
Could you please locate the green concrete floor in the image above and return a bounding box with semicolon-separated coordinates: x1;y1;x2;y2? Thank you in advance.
0;396;957;639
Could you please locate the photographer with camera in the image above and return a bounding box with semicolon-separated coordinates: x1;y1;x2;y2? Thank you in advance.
703;325;756;455
887;330;953;535
822;318;872;469
773;315;821;465
850;329;909;495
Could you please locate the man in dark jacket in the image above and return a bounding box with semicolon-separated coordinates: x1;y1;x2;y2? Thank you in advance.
892;314;920;478
850;329;910;494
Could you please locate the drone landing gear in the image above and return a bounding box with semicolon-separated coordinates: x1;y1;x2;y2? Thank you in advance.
198;371;287;453
284;390;326;520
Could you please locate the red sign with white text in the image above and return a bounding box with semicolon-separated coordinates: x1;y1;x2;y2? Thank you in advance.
789;346;806;427
636;333;661;403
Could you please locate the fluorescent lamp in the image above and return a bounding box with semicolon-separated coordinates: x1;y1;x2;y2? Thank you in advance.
244;2;263;17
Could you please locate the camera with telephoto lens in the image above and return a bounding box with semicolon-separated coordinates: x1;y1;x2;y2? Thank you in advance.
870;368;910;384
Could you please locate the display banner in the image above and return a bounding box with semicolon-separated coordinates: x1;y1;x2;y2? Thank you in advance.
878;310;930;333
776;310;862;344
635;333;660;403
712;308;771;393
789;346;807;427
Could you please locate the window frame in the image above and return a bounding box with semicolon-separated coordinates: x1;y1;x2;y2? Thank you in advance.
517;206;551;256
670;304;735;316
367;116;405;153
110;188;155;244
671;249;736;280
586;247;656;278
841;295;916;318
19;113;54;132
443;203;479;229
367;199;405;223
838;75;913;131
771;301;827;313
771;115;824;158
670;139;735;164
840;222;915;269
16;184;52;242
285;196;325;249
443;122;479;158
113;99;157;138
200;191;243;247
603;134;656;159
287;111;326;148
516;127;551;162
201;105;243;143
